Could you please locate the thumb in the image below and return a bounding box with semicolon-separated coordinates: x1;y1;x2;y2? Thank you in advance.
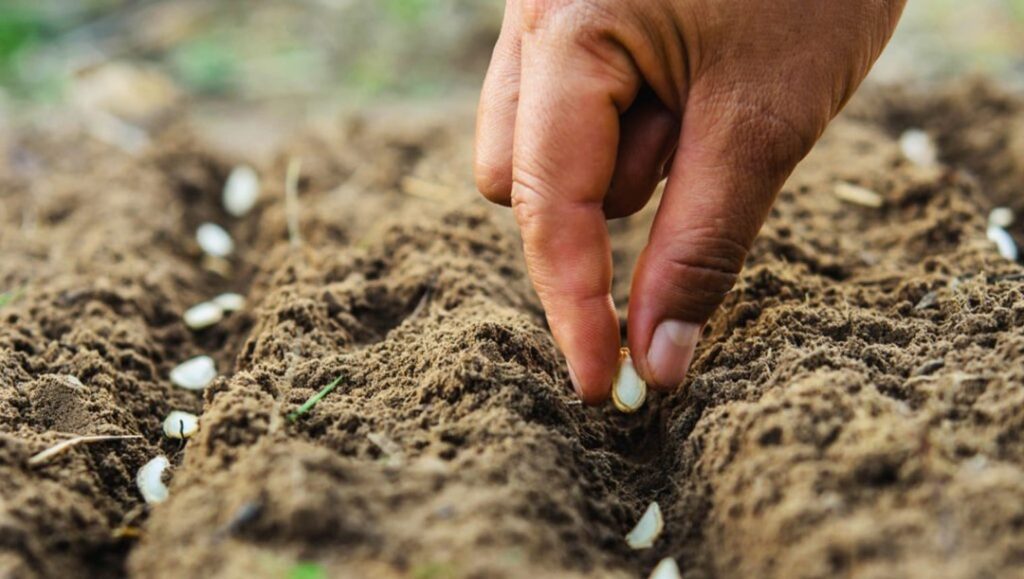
628;88;817;390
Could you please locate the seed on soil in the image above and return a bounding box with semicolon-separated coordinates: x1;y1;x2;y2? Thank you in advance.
196;222;234;258
170;355;217;390
987;225;1019;261
612;348;647;413
137;456;170;504
626;501;664;550
162;411;199;439
648;557;682;579
183;301;224;330
223;165;261;217
212;292;245;312
989;207;1015;229
834;182;884;208
899;128;938;168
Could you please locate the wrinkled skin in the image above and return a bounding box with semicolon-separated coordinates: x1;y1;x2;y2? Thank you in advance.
475;0;906;403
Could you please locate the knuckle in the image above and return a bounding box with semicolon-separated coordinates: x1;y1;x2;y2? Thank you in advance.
653;226;748;318
509;168;554;226
474;160;512;205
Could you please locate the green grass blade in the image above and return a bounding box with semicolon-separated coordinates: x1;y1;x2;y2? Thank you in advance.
287;375;344;422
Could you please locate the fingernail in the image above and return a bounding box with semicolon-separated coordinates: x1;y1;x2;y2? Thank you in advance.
647;320;700;388
567;361;583;399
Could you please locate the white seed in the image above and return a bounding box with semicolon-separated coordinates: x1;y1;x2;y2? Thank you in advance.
626;501;664;550
183;301;224;330
648;557;682;579
989;207;1015;229
987;225;1019;261
612;348;647;413
223;165;261;217
196;222;234;257
137;455;170;504
834;182;883;208
162;410;199;439
170;355;217;390
899;129;938;168
212;292;245;312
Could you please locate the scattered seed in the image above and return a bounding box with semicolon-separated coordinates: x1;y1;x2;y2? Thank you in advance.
911;358;945;377
648;557;682;579
899;129;938;168
183;301;224;330
834;182;884;208
170;355;217;390
223;165;261;217
162;411;199;439
196;222;234;258
28;434;143;466
288;375;344;421
989;206;1015;229
212;292;245;312
612;348;647;413
914;291;938;311
626;501;664;550
987;225;1019;261
137;456;170;504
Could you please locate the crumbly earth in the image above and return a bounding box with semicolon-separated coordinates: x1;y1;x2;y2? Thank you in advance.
1;81;1023;579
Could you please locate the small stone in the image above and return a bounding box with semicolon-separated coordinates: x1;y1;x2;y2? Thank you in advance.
989;207;1015;229
212;293;245;312
162;411;199;439
170;355;217;390
223;165;261;217
899;129;938;168
196;223;234;258
183;301;224;330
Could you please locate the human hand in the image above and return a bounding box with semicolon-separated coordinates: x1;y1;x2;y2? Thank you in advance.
475;0;906;403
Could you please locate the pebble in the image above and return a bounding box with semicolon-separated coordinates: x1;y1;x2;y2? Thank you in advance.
626;501;664;550
196;222;234;258
649;558;682;579
137;456;170;504
162;410;199;439
899;128;938;168
987;225;1019;261
223;165;261;217
183;301;224;330
212;292;245;312
170;355;217;390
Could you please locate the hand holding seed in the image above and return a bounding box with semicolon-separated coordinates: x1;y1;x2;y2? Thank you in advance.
475;0;906;402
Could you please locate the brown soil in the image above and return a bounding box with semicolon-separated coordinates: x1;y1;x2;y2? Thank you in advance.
2;81;1024;579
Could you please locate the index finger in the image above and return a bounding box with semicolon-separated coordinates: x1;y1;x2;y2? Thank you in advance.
512;14;639;403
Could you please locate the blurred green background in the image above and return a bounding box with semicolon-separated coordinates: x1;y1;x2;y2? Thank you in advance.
0;0;1022;107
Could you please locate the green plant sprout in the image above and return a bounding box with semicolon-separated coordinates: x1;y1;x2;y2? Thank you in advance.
287;375;344;422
